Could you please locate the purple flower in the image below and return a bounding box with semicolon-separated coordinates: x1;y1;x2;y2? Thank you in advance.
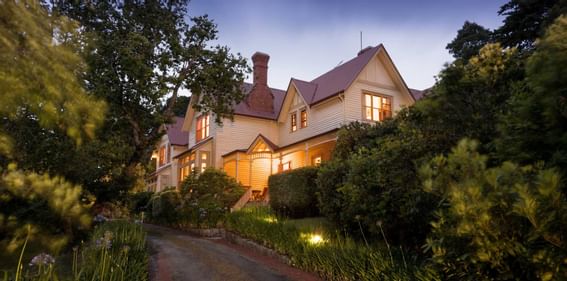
29;253;55;266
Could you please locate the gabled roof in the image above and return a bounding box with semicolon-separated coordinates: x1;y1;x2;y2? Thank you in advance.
289;44;415;108
246;134;279;154
307;45;382;105
233;83;286;120
409;88;431;100
165;117;188;146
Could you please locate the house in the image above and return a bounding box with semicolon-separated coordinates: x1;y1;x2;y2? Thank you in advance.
150;44;423;201
147;117;188;192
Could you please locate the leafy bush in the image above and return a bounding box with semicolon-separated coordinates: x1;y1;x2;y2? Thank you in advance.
317;116;438;249
0;166;92;262
226;206;439;281
269;167;319;218
149;169;244;228
420;139;567;280
127;191;153;214
148;188;182;226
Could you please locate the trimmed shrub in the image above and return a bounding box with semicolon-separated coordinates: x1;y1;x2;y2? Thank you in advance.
127;191;153;214
269;167;319;218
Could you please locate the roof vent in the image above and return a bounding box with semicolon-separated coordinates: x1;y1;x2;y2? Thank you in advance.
357;46;372;56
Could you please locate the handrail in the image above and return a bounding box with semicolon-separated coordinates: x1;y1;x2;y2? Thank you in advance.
231;188;253;212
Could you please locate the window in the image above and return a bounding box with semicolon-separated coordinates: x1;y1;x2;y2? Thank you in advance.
290;112;297;132
196;114;210;142
282;161;291;171
312;155;322;166
300;109;307;128
200;152;209;172
178;152;196;184
364;93;392;121
158;146;166;166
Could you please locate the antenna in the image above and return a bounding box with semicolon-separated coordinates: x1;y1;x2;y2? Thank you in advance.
360;31;362;51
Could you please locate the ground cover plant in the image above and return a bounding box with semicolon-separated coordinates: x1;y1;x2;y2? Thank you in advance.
2;220;148;281
225;206;440;281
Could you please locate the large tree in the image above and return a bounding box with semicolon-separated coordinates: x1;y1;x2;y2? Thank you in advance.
495;0;567;50
446;21;493;61
44;1;249;199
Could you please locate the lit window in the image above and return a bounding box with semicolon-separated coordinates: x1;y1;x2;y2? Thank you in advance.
158;146;166;166
313;156;322;166
282;161;291;171
300;109;307;128
290;112;297;132
200;152;208;172
364;93;392;121
196;114;210;142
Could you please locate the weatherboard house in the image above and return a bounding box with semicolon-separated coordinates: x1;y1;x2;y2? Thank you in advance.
149;44;424;204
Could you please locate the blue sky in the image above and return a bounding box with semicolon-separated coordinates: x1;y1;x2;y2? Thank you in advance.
188;0;507;90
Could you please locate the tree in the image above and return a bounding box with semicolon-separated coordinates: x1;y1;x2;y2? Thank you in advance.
495;0;567;51
494;15;567;184
48;1;249;199
168;96;191;117
421;139;566;281
0;1;102;257
446;21;493;61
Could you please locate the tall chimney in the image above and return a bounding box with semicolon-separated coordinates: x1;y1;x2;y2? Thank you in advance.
247;52;274;112
252;52;269;85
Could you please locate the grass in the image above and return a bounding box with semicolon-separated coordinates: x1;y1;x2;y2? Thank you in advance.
1;221;148;281
226;206;440;281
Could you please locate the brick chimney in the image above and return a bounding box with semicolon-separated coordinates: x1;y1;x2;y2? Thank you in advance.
247;52;274;112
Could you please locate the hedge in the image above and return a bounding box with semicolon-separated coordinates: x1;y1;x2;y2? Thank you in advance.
268;167;319;218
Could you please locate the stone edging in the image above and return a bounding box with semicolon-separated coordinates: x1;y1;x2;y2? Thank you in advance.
223;231;291;265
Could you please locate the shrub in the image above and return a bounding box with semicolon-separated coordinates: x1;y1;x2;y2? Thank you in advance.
148;188;181;226
420;139;567;280
269;167;319;218
149;169;245;228
127;191;153;214
317;116;438;249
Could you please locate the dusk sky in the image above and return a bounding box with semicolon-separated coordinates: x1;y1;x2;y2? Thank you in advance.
188;0;508;90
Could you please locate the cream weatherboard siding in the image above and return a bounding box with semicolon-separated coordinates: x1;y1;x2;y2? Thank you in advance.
277;86;343;147
343;51;414;123
214;115;278;168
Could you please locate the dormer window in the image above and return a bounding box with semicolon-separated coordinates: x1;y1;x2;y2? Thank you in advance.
300;109;307;128
196;114;210;142
290;112;297;132
364;93;392;121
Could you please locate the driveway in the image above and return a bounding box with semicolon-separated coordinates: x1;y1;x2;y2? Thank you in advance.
145;224;320;281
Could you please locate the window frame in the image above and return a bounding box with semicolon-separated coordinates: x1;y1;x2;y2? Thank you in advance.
300;109;307;128
363;92;392;122
290;111;297;132
196;114;210;142
158;145;166;166
282;161;291;171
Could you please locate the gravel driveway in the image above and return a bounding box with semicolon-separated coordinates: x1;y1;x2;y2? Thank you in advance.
145;224;320;281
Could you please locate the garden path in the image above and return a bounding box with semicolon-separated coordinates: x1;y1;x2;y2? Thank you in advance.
145;224;320;281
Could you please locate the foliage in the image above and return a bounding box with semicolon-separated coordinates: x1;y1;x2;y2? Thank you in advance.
76;221;148;281
446;21;493;61
226;207;439;281
494;16;567;179
495;0;567;51
420;139;567;281
49;0;250;200
2;221;148;281
317;113;442;249
269;167;319;218
127;192;154;214
0;1;102;260
149;169;244;228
